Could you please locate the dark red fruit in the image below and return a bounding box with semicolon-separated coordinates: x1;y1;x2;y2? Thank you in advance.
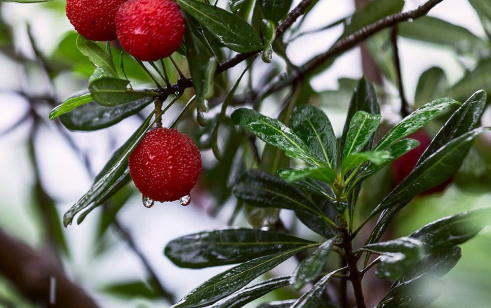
66;0;127;41
115;0;185;61
391;130;452;195
129;128;202;203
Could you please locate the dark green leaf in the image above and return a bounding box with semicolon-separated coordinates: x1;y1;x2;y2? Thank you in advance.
257;300;336;308
292;105;337;169
291;177;333;198
233;170;336;227
49;93;93;120
258;0;293;23
63;113;155;227
363;237;425;280
410;207;491;249
261;19;275;63
100;281;159;299
173;247;309;307
278;166;336;187
296;196;338;238
367;29;397;84
343;111;381;158
291;238;335;290
291;269;340;308
60;97;154;131
177;0;262;53
377;274;444;308
211;276;290;308
232;108;319;165
76;35;118;77
165;228;314;268
449;59;491;101
374;98;460;151
89;77;157;106
341;151;391;176
414;67;448;108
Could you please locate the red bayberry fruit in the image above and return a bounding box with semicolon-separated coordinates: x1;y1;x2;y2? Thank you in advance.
66;0;127;41
115;0;185;61
129;128;202;203
391;130;452;195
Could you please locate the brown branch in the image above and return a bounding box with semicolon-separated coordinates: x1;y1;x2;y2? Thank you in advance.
0;228;101;308
341;227;366;308
390;26;411;117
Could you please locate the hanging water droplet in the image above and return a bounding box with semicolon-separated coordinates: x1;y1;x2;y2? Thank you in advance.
66;223;72;229
408;18;414;22
180;195;191;206
142;195;155;208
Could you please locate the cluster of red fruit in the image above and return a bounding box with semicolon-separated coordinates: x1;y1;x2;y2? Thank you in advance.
66;0;186;61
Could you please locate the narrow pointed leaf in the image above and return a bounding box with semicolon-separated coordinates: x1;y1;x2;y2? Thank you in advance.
291;238;335;290
165;228;314;268
414;67;448;107
292;105;337;169
211;276;290;308
49;93;93;120
291;269;340;308
89;77;157;106
173;247;309;308
258;0;293;23
341;151;391;175
76;35;118;77
343;111;381;158
278;166;336;186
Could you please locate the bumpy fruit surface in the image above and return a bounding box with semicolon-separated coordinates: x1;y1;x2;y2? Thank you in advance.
66;0;127;41
391;130;452;195
129;128;202;203
115;0;185;61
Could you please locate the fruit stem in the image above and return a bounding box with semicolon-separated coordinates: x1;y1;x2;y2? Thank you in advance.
155;99;163;128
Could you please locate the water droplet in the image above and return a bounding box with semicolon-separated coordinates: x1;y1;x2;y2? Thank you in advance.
408;18;414;22
180;195;191;206
142;195;155;208
66;222;72;228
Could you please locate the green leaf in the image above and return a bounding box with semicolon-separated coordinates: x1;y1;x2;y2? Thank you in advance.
100;280;159;299
2;0;51;2
343;111;381;158
290;177;333;198
377;274;444;308
341;151;391;176
341;78;380;153
449;59;491;101
173;247;309;308
257;300;336;308
291;269;340;308
291;238;335;290
414;67;448;108
278;166;336;187
368;127;491;244
296;196;339;238
49;93;93;120
60;97;154;131
261;19;275;63
410;207;491;250
89;77;157;106
63;113;155;227
211;276;290;308
258;0;293;24
398;16;490;57
363;237;425;280
469;0;491;38
165;228;314;268
374;98;460;151
177;0;262;53
292;105;337;169
232;108;319;165
76;35;118;77
233;170;335;227
367;29;397;85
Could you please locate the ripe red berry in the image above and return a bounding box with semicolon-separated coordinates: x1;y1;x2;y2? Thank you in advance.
129;128;202;203
66;0;127;41
115;0;186;61
391;130;452;195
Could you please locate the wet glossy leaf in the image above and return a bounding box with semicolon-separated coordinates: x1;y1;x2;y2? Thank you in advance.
291;177;333;198
233;170;335;227
375;98;460;151
177;0;262;53
60;97;154;131
296;196;338;238
341;151;391;176
258;0;293;23
410;207;491;250
76;35;118;77
165;228;314;268
211;276;290;308
49;93;93;120
291;238;335;290
368;127;491;244
261;19;275;63
343;111;381;159
257;300;336;308
292;105;337;169
63;113;154;227
414;67;448;108
232;108;319;165
363;237;425;280
291;270;339;308
377;274;444;308
173;247;309;308
278;166;336;187
89;77;157;106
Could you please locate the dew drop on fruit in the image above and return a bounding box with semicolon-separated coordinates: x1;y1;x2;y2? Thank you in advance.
180;195;191;206
142;195;155;208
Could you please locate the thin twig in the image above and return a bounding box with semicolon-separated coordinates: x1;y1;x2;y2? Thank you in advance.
360;256;381;277
391;25;411;117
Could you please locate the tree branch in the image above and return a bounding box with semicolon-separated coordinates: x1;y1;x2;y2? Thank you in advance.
0;228;101;308
341;227;366;308
390;26;411;117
